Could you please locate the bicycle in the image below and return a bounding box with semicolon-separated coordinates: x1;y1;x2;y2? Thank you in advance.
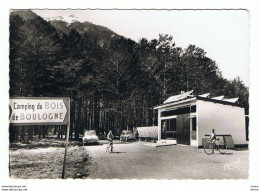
204;138;227;155
106;139;114;153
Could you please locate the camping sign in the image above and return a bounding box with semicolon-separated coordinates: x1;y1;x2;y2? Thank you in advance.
9;98;70;125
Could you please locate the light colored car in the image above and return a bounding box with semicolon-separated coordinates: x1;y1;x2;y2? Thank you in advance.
120;130;135;141
82;130;99;145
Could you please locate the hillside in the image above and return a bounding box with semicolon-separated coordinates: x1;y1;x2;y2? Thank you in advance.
11;9;39;20
11;10;121;47
50;20;120;46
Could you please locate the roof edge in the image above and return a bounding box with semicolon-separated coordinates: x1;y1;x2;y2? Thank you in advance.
154;96;244;109
196;96;243;108
154;97;196;109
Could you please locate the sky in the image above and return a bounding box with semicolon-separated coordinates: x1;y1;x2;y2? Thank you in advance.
33;9;250;87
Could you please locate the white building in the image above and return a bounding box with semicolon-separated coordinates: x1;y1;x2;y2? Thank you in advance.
154;90;248;147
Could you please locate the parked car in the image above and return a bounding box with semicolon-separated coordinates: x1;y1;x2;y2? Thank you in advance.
82;130;99;145
98;132;107;140
120;130;135;141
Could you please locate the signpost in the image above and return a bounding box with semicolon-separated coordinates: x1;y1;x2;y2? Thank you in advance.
9;97;70;179
10;98;69;125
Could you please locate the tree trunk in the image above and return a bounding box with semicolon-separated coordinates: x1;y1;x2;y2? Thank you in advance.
29;126;33;141
75;97;81;140
38;126;41;139
93;94;100;134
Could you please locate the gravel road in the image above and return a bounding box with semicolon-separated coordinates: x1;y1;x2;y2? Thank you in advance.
84;142;248;179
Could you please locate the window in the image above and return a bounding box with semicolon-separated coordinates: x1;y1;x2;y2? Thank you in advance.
161;105;196;117
192;117;196;131
191;117;196;140
161;119;177;139
165;119;176;131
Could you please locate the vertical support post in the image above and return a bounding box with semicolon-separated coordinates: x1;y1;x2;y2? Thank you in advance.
62;98;70;179
158;109;161;142
189;104;192;143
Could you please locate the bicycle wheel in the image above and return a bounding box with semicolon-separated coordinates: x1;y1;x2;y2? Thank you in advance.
204;142;214;155
106;144;111;153
218;141;227;154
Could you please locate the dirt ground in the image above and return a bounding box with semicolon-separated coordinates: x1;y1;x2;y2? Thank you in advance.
9;140;248;179
9;139;92;179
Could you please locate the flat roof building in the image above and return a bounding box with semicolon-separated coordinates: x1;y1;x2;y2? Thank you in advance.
154;90;248;147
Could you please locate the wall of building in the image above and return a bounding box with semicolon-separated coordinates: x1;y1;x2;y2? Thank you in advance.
196;100;247;146
190;139;198;147
190;113;198;147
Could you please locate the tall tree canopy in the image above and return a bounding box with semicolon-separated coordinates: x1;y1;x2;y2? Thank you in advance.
9;12;249;142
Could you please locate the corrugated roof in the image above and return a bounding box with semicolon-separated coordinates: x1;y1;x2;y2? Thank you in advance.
198;93;210;98
223;98;239;103
163;90;194;104
212;95;225;100
154;91;242;109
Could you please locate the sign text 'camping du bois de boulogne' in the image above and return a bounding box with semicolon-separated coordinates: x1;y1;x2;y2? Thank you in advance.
9;98;70;125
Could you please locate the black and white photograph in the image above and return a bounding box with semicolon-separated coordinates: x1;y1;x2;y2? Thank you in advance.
7;9;250;180
1;1;260;190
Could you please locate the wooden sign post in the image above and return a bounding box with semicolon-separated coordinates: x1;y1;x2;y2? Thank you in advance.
62;98;70;179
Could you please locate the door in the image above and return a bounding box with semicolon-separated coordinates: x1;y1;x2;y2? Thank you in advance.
176;114;190;145
166;118;176;139
161;119;177;140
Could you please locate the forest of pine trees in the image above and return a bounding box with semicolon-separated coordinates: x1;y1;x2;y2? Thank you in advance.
9;11;249;142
